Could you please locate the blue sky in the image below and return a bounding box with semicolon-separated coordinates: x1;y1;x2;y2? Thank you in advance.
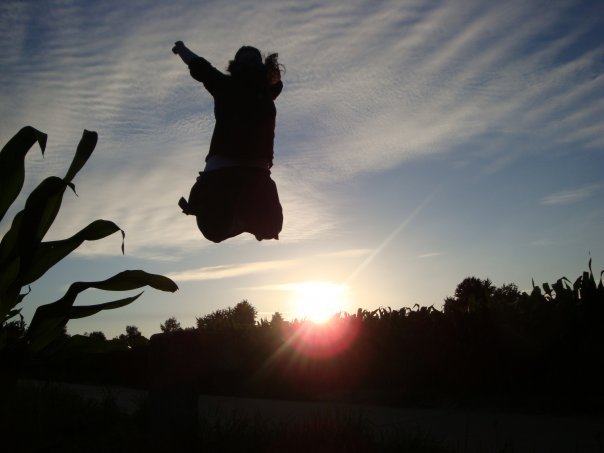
1;0;603;338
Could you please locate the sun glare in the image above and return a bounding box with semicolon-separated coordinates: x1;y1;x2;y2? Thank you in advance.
290;281;350;324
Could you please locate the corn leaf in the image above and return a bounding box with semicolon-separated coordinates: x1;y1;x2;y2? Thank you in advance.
27;270;178;353
0;211;23;266
20;176;69;246
0;285;22;322
0;126;47;223
2;309;22;324
21;220;124;285
0;256;20;293
18;286;31;303
68;292;143;319
5;177;70;292
63;130;98;186
84;270;179;293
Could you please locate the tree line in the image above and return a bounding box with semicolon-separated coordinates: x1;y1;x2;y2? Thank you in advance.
9;261;603;412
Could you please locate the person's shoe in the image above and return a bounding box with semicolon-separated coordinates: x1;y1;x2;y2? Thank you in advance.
178;197;191;215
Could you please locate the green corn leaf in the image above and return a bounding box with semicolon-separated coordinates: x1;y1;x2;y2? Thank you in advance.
0;211;26;318
21;220;124;285
0;211;23;266
63;130;98;185
68;292;143;319
570;276;580;299
552;278;571;300
574;275;582;291
2;309;22;324
27;307;69;354
21;176;69;245
27;270;178;352
0;256;20;294
4;177;70;290
18;286;31;303
0;286;21;322
85;270;179;293
0;126;47;223
582;270;597;300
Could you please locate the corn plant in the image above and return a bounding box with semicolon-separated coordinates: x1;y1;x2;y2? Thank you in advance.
533;258;604;306
0;126;178;354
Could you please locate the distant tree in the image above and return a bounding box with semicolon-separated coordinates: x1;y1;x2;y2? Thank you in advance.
444;277;495;313
232;300;257;326
85;331;106;341
160;316;182;333
118;325;146;348
196;300;258;330
270;312;285;328
125;325;141;339
196;307;231;330
493;283;521;301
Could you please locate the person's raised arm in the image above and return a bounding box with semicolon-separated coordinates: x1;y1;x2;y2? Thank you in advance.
172;41;198;65
172;41;225;95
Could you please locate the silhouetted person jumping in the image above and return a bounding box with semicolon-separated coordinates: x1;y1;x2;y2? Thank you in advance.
173;41;284;243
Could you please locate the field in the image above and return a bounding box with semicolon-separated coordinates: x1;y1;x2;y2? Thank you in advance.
5;380;603;453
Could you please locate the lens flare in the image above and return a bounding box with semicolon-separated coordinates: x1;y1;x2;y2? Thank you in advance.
288;317;360;359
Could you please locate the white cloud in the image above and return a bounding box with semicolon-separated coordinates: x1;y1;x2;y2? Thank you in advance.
418;252;442;259
244;280;352;294
2;0;602;256
166;259;295;282
541;184;602;206
315;249;373;259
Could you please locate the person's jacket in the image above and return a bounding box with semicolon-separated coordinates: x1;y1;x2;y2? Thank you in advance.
189;56;283;167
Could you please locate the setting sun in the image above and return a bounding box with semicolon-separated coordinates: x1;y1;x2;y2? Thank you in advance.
290;281;351;324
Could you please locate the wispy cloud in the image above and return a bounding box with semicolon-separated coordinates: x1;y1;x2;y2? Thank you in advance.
166;260;295;282
2;0;602;255
418;252;442;259
315;249;373;259
541;184;602;206
244;281;353;294
530;238;555;247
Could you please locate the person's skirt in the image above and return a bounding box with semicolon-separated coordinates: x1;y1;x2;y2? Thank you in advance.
179;167;283;243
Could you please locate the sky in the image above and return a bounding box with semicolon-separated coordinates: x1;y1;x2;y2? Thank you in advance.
1;0;603;338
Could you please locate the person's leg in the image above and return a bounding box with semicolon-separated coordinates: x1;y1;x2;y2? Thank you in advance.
235;169;283;241
187;171;238;243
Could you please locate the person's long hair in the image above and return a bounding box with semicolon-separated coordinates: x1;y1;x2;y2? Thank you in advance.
228;46;284;87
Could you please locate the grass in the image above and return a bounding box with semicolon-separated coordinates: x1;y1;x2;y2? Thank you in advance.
0;383;454;453
1;382;147;452
195;409;452;452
